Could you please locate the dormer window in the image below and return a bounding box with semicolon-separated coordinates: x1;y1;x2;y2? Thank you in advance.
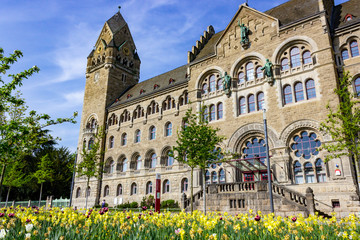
154;84;160;90
127;94;132;99
140;89;145;95
169;78;175;85
344;14;353;22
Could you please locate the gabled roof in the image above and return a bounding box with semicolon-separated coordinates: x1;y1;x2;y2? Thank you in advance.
106;12;127;34
109;65;188;108
265;0;320;26
332;0;360;30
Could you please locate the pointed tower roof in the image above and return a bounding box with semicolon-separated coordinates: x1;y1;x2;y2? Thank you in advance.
106;11;127;34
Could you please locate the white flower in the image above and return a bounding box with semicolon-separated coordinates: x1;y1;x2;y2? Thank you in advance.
25;223;34;233
25;233;31;239
0;229;7;239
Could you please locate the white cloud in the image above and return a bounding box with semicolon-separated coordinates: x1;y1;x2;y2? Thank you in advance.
63;90;84;107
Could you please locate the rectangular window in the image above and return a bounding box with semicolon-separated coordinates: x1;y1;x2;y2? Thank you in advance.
244;173;254;182
122;74;127;83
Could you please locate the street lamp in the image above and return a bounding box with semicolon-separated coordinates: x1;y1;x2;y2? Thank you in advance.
263;109;274;213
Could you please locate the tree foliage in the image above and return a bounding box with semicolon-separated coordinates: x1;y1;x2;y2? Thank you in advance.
171;107;225;212
77;127;105;208
320;71;360;162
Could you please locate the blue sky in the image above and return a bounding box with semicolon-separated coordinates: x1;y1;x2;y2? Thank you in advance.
0;0;347;152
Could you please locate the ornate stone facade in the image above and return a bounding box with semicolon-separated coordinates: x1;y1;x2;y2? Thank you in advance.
72;0;360;216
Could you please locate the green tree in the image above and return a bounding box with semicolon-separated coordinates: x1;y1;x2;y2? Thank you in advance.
34;154;55;207
3;160;28;206
77;127;105;209
171;107;225;213
320;71;360;184
0;48;77;201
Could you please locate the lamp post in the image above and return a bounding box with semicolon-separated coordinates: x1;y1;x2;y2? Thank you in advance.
263;109;274;213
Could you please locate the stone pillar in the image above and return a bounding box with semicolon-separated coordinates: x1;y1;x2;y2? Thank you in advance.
181;193;187;209
305;187;315;215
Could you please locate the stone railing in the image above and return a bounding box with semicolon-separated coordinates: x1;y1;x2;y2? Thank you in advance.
182;181;315;215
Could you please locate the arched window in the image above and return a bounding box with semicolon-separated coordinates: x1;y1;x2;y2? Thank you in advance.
217;103;223;119
305;79;316;99
350;40;359;57
290;47;300;67
355;77;360;97
209;105;215;121
165;122;172;136
117;184;123;196
163;180;170;193
76;188;81;198
109;160;115;173
104;185;110;197
166;151;174;166
146;181;153;194
239;97;246;114
109;136;114;149
121;158;128;172
181;178;188;193
209;74;216;92
257;92;264;110
248;94;255;113
315;159;326;182
131;183;137;195
219;169;226;183
238;72;245;84
135;130;141;143
149;126;156;140
205;170;211;185
291;132;321;159
302;51;312;64
136;155;142;170
121;133;127;146
86;186;91;197
304;162;314;183
150;153;157;169
203;108;209;122
283;85;292;105
294;161;303;184
342;49;349;60
294;82;304;102
88;138;94;150
202;83;208;94
281;58;289;70
217;80;223;90
246;62;254;81
242;138;266;164
211;171;218;184
256;66;263;78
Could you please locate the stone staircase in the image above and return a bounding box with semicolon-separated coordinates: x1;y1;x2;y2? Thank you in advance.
182;181;329;217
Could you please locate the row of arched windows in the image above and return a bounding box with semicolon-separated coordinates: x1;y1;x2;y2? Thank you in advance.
118;92;188;124
239;92;264;115
205;169;226;184
203;102;223;121
281;47;312;71
283;79;316;105
293;159;326;184
96;178;189;198
341;40;359;61
107;122;173;149
104;148;174;174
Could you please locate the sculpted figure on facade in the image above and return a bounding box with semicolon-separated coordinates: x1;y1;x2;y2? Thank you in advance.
238;20;249;48
222;72;232;96
261;59;274;85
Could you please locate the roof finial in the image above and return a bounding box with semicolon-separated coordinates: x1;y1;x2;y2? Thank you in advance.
245;0;248;5
118;5;121;13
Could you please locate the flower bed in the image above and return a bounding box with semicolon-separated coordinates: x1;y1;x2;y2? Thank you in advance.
0;207;358;239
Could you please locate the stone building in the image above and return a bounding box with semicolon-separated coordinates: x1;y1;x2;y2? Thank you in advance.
72;0;360;216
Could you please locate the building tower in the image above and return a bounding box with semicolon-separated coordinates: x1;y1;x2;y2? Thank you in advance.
73;10;140;206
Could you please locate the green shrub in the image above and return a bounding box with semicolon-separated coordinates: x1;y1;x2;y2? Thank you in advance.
130;201;138;208
141;195;155;208
160;199;179;208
